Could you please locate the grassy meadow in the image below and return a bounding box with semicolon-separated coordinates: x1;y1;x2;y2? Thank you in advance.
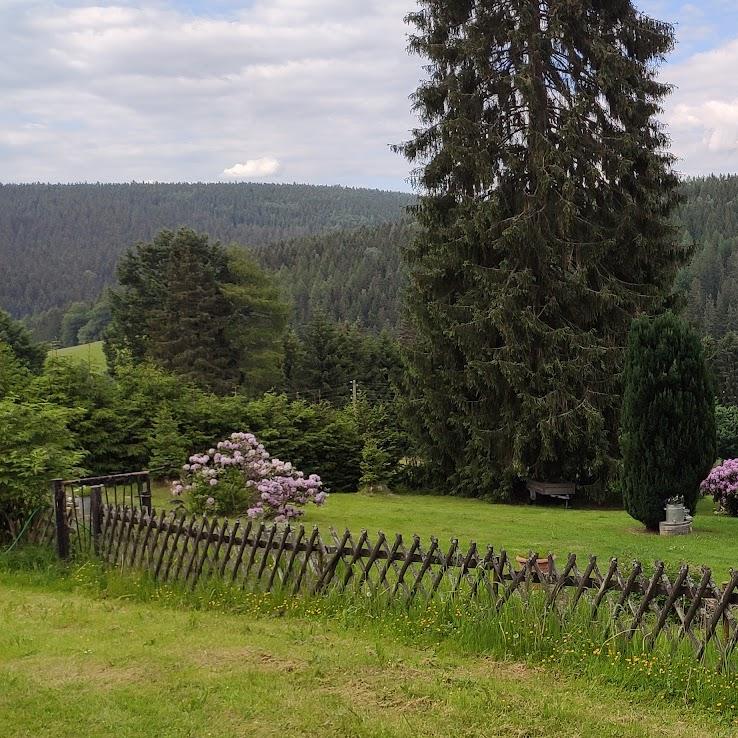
1;559;736;738
148;483;738;578
50;341;107;371
303;493;738;575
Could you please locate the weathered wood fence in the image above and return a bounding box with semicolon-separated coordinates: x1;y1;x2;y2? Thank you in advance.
34;476;738;666
80;490;738;666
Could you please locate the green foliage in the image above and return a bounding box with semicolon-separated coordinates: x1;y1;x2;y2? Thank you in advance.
148;229;238;393
29;359;135;475
359;437;391;492
147;405;190;481
715;405;738;461
396;0;685;498
704;332;738;406
288;312;402;404
260;220;414;330
0;342;30;399
0;399;83;534
0;182;412;318
221;248;289;394
621;314;716;530
238;394;362;492
0;310;45;372
107;228;289;394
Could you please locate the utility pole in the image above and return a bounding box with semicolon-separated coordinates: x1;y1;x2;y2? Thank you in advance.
352;379;358;413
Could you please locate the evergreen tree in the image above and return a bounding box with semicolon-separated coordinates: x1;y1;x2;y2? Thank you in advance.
299;311;350;400
359;436;391;492
147;405;190;480
107;228;287;395
396;1;685;496
704;332;738;406
220;248;289;395
149;229;238;394
0;309;45;372
621;313;716;530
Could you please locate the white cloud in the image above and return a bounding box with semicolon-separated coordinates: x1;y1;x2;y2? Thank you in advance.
222;157;280;179
2;1;736;185
663;38;738;174
0;0;420;188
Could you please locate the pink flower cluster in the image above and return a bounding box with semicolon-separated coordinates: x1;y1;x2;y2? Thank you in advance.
701;459;738;516
174;432;327;521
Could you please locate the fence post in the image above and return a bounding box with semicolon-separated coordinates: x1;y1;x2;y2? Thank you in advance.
141;474;153;513
90;485;103;556
52;478;70;560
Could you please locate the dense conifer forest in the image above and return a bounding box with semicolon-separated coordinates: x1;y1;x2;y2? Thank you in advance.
2;178;738;340
0;182;413;318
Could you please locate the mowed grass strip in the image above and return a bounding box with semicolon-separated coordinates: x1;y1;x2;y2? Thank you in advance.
303;493;738;574
0;581;732;738
50;341;107;371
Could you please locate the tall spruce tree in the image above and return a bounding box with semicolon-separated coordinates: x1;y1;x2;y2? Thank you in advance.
107;228;288;394
621;313;715;530
396;1;686;496
149;229;238;394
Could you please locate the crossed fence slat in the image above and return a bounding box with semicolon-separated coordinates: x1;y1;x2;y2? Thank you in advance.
51;500;738;667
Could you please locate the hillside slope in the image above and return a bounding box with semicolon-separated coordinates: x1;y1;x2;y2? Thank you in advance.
0;182;413;316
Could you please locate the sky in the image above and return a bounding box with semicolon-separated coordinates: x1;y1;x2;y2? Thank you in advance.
1;0;738;191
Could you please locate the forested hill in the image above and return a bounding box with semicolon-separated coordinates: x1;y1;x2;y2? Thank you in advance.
5;177;738;337
255;220;414;330
679;176;738;337
0;182;414;317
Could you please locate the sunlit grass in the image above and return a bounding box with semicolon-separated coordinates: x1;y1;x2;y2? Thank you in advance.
1;547;737;738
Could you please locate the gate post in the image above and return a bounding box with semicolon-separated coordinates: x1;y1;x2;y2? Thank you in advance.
90;485;103;556
141;474;153;513
52;479;70;560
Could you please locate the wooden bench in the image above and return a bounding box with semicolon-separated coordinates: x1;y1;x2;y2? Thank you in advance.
527;480;575;508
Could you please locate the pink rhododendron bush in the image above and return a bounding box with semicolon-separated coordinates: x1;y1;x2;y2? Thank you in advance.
172;432;327;520
701;459;738;516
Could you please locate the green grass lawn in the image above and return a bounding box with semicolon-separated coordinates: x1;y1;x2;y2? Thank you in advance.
150;483;738;577
300;492;738;576
0;577;732;738
49;341;107;371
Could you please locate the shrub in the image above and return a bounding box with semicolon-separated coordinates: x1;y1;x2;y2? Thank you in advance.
359;437;391;492
147;405;190;480
701;459;738;516
620;313;716;530
0;399;84;537
715;405;738;460
175;432;327;520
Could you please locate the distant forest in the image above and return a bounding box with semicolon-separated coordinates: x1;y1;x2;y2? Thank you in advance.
0;182;413;318
2;177;738;339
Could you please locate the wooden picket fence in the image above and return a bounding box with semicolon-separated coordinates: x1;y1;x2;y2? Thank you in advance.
84;492;738;666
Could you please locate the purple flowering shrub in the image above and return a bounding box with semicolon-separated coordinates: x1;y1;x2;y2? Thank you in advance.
172;432;327;521
700;459;738;516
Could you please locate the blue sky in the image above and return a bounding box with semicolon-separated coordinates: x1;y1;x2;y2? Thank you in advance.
1;0;737;190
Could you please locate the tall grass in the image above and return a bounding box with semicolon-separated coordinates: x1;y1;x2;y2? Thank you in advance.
2;545;737;724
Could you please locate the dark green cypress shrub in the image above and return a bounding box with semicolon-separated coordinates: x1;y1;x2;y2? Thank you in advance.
621;313;716;530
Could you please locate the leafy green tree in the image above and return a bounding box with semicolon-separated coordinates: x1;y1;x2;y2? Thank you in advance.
395;0;685;496
0;399;84;537
221;248;289;395
107;229;287;394
621;314;716;530
147;405;190;480
716;405;738;461
60;302;92;347
148;229;238;394
30;359;134;474
359;437;391;492
0;342;30;399
0;309;45;372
